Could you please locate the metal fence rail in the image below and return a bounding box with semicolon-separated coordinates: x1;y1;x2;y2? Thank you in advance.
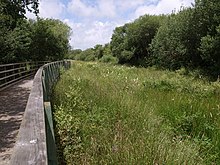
0;61;49;90
10;60;72;165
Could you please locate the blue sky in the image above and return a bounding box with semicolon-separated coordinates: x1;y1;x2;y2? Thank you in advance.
27;0;194;50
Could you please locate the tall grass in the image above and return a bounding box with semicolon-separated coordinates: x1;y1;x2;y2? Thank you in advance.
52;61;220;164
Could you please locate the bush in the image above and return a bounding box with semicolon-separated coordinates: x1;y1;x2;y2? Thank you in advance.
99;54;118;64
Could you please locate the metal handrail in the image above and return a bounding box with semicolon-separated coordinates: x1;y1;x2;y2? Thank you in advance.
0;61;49;91
0;61;49;67
10;60;72;165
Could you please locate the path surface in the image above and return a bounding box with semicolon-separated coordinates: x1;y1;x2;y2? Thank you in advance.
0;78;33;165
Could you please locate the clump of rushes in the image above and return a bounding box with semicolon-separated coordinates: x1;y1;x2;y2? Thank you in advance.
52;61;220;164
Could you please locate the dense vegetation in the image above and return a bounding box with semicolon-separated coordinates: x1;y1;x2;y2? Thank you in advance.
0;0;71;64
53;61;220;164
68;0;220;78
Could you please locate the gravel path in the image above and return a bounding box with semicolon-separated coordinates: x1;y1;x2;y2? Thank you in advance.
0;78;33;165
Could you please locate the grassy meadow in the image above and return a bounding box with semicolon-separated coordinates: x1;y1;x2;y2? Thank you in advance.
52;61;220;164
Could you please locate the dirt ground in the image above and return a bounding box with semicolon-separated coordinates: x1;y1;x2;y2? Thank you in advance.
0;78;33;165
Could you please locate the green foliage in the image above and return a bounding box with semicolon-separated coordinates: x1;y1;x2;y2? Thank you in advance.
111;15;165;65
149;0;220;76
0;0;39;29
99;54;118;64
110;25;128;63
0;1;71;64
120;50;133;62
199;25;220;76
103;0;220;77
29;18;71;61
0;0;40;64
53;62;220;164
93;44;103;59
74;48;94;61
66;49;82;60
150;9;197;69
0;20;32;63
71;43;119;64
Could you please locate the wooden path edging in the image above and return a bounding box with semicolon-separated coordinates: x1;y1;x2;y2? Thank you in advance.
10;60;71;165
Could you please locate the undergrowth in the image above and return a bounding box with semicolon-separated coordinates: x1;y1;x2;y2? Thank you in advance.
52;61;220;164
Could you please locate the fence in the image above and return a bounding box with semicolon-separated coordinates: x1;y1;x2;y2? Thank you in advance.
0;61;49;91
10;60;72;165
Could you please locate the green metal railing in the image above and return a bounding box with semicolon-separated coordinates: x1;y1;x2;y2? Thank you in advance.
0;61;49;91
42;60;71;165
10;60;72;165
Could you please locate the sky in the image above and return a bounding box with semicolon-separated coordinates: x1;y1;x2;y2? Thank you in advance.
26;0;194;50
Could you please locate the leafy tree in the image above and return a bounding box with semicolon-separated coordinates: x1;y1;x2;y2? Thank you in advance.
93;44;103;59
149;0;220;74
74;48;95;61
102;43;112;57
110;25;129;63
29;18;71;61
126;15;164;65
0;20;31;63
199;25;220;76
110;15;164;65
0;0;39;29
0;0;39;63
67;49;82;59
98;44;118;63
150;9;195;69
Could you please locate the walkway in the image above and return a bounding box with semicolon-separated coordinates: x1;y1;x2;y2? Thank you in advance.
0;78;33;165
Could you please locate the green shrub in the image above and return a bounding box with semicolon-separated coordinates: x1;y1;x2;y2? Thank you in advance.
99;54;118;64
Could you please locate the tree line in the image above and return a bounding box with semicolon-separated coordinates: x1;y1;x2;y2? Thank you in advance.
0;0;71;64
68;0;220;78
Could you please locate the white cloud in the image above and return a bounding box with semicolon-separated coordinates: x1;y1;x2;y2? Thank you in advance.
26;0;65;19
68;0;97;17
64;19;118;50
39;0;65;18
67;0;117;19
116;0;145;11
98;0;116;18
135;0;194;18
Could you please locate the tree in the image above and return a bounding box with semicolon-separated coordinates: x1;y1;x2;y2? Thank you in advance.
127;15;164;65
29;18;71;61
110;15;164;65
110;25;129;64
0;19;32;63
149;6;215;70
67;49;82;60
74;48;95;61
0;0;39;64
93;44;103;59
0;0;39;29
150;9;193;69
199;25;220;76
100;43;118;63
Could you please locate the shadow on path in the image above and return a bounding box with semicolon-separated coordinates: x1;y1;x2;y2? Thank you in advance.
0;77;33;165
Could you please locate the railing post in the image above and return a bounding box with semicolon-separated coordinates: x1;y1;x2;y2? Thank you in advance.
44;102;58;165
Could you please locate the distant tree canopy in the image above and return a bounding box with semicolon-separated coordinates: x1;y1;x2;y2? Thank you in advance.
0;0;71;64
67;43;118;64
